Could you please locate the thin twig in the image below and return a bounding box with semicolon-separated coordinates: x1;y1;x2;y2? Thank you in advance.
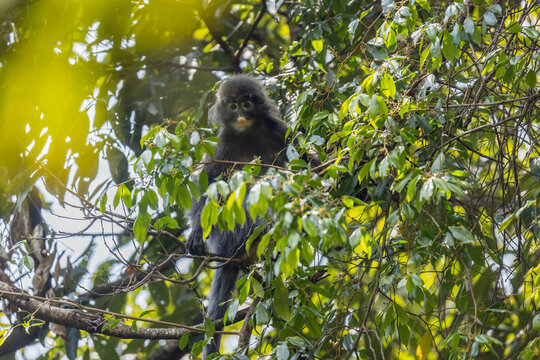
235;0;268;59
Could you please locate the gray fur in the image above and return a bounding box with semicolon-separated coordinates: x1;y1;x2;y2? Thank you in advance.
186;75;289;357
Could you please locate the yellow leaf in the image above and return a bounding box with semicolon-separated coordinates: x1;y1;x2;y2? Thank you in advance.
311;39;324;53
416;330;432;360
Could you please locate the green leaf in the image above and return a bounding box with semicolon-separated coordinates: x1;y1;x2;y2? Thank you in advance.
190;131;200;145
251;278;264;298
431;152;445;173
384;29;397;49
451;25;460;46
484;11;497;26
300;238;314;265
247;183;262;219
342;334;354;351
381;73;396;99
256;302;269;324
358;159;375;183
238;276;250;303
400;6;412;18
470;342;479;357
379;156;389;177
303;216;318;237
120;184;132;208
276;343;290;360
532;314;540;331
476;334;503;346
204;318;215;338
178;333;189;350
499;213;515;231
503;65;516;84
187;180;201;201
407;174;420;202
416;0;430;11
358;94;371;107
155;133;166;149
139;309;156;317
444;4;458;22
348;228;362;248
227;298;239;323
523;27;540;39
257;233;271;257
525;70;537;88
393;172;414;193
99;193;107;213
339;95;355;120
155;216;179;231
441;30;457;61
141;149;153;167
402;202;416;220
487;4;502;14
430;37;441;59
232;201;246;226
113;188;121;209
177;185;192;210
368;95;379;117
23;255;35;271
134;212;151;243
146;189;159;210
283;248;300;274
348;18;359;37
362;74;375;96
464;17;475;35
288;336;307;349
199;170;208;192
419;178;434;202
201;202;219;239
246;225;265;252
425;24;438;42
376;95;388;115
507;21;521;33
449;226;474;243
420;45;430;70
273;279;292;321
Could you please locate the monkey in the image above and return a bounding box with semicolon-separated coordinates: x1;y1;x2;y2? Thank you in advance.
186;74;290;358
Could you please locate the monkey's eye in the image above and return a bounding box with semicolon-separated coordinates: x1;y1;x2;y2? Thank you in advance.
242;101;253;110
229;103;238;111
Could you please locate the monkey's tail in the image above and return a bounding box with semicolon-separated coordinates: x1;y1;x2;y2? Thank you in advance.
203;264;241;358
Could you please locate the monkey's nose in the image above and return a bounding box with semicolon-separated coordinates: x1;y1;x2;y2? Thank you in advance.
233;116;253;129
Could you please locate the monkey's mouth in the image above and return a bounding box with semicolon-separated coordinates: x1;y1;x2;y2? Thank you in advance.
233;116;254;130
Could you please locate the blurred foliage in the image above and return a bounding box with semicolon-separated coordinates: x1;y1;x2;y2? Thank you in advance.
0;0;539;359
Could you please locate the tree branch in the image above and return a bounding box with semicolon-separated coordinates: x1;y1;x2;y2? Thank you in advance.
200;7;238;71
0;280;249;340
235;0;267;59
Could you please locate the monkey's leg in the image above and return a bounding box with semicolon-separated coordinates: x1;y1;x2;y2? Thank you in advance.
203;264;241;358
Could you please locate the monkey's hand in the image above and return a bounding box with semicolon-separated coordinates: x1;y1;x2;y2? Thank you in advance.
186;226;208;256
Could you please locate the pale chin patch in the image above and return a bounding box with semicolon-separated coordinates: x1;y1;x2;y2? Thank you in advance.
232;116;254;131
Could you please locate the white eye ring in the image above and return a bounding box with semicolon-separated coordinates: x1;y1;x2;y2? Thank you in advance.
242;101;252;110
229;103;238;111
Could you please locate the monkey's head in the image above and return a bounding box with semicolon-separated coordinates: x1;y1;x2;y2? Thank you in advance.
212;74;279;133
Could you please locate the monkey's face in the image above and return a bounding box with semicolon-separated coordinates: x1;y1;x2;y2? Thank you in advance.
220;96;259;132
215;76;269;133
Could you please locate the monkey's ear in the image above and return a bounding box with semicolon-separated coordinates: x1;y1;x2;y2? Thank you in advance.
215;90;222;101
208;103;219;124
